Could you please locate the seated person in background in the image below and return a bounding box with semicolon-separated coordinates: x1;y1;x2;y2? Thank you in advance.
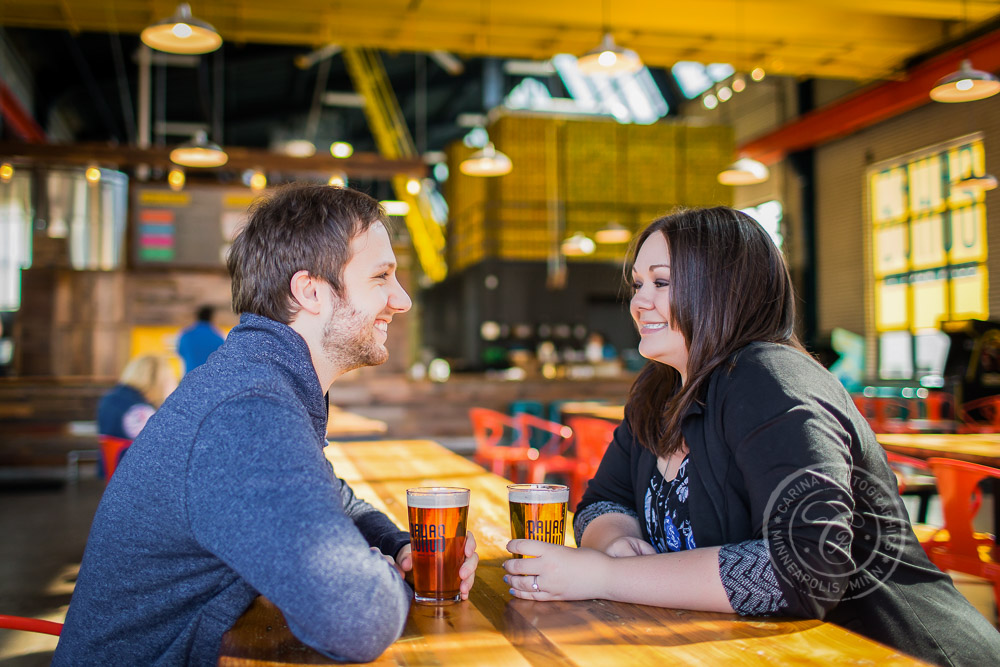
504;206;1000;666
96;354;177;440
177;304;226;374
55;184;478;666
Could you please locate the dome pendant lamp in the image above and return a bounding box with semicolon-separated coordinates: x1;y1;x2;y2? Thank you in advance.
141;3;222;55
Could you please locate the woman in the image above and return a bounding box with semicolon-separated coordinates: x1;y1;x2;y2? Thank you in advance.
503;207;1000;665
97;354;177;440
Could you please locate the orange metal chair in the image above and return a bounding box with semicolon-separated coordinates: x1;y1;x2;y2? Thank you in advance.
925;458;1000;608
469;408;537;481
515;413;576;486
885;452;937;524
0;614;63;636
852;395;914;433
957;395;1000;433
98;435;133;482
565;416;618;510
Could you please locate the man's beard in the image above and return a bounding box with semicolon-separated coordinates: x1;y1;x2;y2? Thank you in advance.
321;298;388;373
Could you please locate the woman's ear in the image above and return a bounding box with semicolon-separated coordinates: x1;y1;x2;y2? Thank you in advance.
289;270;323;316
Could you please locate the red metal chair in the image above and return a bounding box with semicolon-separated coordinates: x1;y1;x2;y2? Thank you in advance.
0;614;63;636
925;458;1000;608
852;395;914;433
957;395;1000;433
98;435;133;482
469;408;537;481
515;413;576;486
565;416;618;510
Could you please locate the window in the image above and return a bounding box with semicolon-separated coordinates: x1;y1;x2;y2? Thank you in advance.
741;200;783;249
0;169;33;311
868;134;989;381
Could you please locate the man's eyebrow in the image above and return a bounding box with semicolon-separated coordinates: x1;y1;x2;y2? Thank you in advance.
372;261;396;272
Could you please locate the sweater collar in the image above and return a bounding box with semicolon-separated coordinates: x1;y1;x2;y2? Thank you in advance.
229;313;328;438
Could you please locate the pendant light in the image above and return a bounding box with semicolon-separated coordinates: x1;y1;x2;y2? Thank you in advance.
595;222;632;244
718;157;769;186
576;0;642;76
141;3;222;55
930;0;999;103
930;59;1000;103
170;131;228;168
561;232;597;256
459;142;512;177
577;33;643;76
955;173;998;194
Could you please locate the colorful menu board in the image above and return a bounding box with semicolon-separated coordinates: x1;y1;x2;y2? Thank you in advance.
132;186;260;267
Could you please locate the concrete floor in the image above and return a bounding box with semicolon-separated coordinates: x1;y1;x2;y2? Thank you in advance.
0;470;995;664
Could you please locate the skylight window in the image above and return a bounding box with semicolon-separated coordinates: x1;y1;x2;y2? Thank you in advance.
672;61;736;99
543;54;668;124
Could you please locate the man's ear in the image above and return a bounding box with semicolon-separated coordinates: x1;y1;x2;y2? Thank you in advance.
289;270;324;316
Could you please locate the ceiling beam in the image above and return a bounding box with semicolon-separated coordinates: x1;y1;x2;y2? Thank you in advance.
738;29;1000;164
0;142;428;179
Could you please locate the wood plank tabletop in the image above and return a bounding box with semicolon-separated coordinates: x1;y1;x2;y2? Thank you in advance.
877;433;1000;467
218;439;926;666
325;407;389;439
557;402;625;422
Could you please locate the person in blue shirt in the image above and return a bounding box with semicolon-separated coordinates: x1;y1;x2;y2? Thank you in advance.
177;305;225;373
55;184;480;666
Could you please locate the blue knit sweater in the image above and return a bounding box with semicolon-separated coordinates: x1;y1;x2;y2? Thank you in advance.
54;314;412;665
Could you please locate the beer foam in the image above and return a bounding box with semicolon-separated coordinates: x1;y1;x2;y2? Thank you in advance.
507;484;569;504
406;487;470;508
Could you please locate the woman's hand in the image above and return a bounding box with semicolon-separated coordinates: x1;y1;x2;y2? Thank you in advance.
503;539;610;601
603;535;656;557
395;531;480;601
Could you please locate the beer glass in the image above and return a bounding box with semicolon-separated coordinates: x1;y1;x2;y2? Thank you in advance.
406;487;469;604
508;484;568;557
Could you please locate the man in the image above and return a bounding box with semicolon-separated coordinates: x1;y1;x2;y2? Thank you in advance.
54;184;479;665
176;305;225;374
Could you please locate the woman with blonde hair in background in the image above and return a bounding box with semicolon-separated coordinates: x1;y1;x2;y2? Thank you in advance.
97;354;178;441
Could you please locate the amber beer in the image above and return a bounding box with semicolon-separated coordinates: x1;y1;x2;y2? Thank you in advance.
508;484;568;557
406;487;469;603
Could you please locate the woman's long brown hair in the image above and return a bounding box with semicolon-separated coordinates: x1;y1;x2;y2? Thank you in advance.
625;206;804;457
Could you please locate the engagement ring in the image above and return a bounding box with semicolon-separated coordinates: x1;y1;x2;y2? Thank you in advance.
532;575;539;591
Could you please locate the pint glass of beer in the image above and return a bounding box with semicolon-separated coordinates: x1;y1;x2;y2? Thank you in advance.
406;487;469;604
508;484;568;557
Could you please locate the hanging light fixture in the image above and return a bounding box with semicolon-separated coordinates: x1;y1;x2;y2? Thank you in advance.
576;33;643;75
718;157;770;186
248;170;267;191
167;168;186;191
141;3;222;55
956;173;999;194
561;232;597;256
930;59;1000;103
595;222;632;244
459;142;513;177
0;163;13;183
328;173;347;187
170;130;228;167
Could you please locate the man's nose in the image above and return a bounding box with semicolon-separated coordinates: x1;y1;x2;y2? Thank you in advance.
391;281;412;313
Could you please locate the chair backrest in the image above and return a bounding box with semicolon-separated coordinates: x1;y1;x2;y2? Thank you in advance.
565;416;617;463
884;451;932;494
98;434;133;481
514;413;573;456
468;408;522;451
852;395;909;431
927;457;1000;555
958;395;1000;431
0;614;63;636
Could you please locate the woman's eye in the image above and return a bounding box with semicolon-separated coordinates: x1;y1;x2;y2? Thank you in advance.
631;281;642;291
654;280;670;288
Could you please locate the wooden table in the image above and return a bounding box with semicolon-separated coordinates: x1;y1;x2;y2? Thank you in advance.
325;407;389;440
218;439;925;666
558;402;625;422
876;433;1000;468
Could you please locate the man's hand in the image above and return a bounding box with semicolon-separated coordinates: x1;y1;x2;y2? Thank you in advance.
395;531;480;601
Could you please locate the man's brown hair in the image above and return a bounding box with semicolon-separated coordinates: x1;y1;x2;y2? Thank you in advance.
227;184;388;323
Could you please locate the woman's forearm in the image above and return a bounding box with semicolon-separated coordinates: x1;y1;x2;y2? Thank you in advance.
579;512;645;551
600;547;734;613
